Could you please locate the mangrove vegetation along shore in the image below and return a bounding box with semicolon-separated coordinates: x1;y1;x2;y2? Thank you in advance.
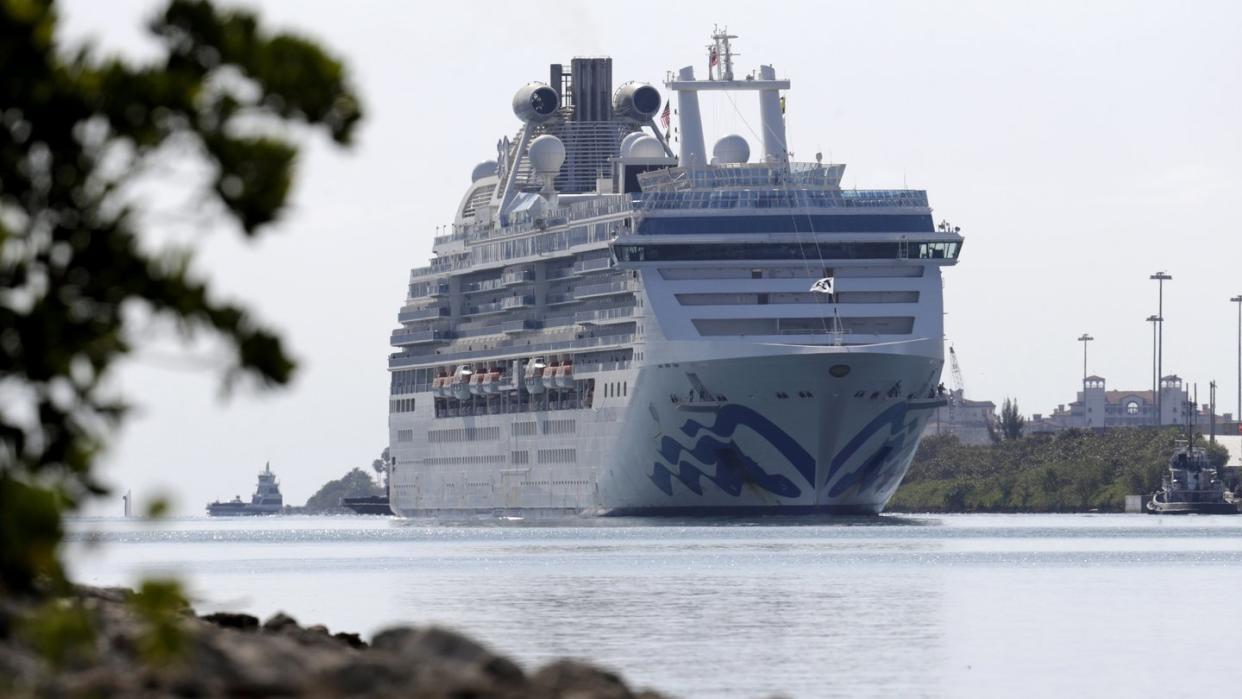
889;427;1230;513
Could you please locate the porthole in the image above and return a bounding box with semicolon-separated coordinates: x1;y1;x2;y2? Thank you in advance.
829;364;851;378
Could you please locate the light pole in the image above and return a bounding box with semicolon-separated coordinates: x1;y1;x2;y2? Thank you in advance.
1232;295;1242;429
1146;315;1161;426
1078;333;1093;426
1151;271;1172;424
1077;333;1094;381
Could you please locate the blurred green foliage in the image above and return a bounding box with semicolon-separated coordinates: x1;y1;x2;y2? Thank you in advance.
19;597;96;667
0;0;361;593
130;578;190;664
891;428;1230;512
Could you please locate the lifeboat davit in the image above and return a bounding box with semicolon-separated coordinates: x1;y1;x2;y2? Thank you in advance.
524;358;546;394
555;361;574;389
451;365;473;400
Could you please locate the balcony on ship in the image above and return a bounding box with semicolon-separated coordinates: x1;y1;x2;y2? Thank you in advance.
501;295;536;310
575;306;635;326
390;328;454;347
397;306;450;323
574;279;638;300
501;268;535;286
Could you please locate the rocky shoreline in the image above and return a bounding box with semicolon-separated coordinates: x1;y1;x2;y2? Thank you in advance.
0;585;667;698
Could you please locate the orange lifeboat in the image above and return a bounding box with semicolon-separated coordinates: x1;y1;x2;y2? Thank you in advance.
469;370;487;396
555;360;574;389
482;368;502;394
542;361;560;391
450;365;473;400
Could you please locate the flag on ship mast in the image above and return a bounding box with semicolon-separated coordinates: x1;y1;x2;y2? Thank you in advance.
810;277;834;294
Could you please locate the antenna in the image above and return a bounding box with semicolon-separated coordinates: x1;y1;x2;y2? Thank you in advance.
709;25;738;81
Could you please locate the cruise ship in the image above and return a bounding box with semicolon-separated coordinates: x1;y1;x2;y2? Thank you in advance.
387;31;963;516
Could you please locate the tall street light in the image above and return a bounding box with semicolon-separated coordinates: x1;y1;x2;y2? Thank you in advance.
1232;295;1242;427
1077;333;1094;380
1078;333;1093;427
1151;271;1172;425
1147;315;1161;426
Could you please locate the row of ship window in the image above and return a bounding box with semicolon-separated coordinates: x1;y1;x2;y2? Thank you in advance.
616;241;961;262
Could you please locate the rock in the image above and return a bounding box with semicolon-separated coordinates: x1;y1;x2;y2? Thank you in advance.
261;611;300;633
0;585;673;699
372;626;524;681
202;612;259;631
332;631;365;649
530;659;637;699
322;655;414;695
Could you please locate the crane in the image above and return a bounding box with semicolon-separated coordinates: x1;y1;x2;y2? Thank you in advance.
947;345;966;428
948;345;966;400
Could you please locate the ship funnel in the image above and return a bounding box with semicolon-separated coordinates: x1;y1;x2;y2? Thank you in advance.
513;82;560;123
612;82;661;121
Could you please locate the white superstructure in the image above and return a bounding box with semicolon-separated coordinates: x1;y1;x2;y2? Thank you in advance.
387;31;963;515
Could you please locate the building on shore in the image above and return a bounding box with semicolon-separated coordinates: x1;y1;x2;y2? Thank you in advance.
929;389;997;445
1029;374;1235;433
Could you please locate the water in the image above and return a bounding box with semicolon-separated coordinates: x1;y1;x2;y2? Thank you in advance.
65;514;1242;698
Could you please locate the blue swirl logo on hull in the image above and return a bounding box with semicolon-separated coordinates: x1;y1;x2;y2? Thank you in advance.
649;404;815;499
648;401;930;502
822;402;924;498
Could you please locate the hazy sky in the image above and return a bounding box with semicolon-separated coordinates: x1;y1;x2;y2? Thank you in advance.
58;0;1242;514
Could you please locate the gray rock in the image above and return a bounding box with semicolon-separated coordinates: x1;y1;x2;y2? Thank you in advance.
332;631;366;649
0;586;672;699
530;659;636;699
261;611;300;633
202;611;259;631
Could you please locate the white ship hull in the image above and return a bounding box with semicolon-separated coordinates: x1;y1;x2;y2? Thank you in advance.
385;36;963;518
389;345;943;516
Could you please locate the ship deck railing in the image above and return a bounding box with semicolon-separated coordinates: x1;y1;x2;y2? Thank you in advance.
431;197;636;248
637;162;848;192
636;187;929;211
389;333;635;368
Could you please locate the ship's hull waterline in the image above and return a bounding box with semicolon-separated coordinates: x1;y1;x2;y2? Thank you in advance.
390;351;944;517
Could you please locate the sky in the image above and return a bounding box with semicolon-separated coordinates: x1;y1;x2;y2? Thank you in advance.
57;0;1242;514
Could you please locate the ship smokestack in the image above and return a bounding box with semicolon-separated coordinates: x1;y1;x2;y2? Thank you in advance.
570;57;612;122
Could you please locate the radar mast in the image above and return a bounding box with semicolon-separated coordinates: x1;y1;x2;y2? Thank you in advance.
708;25;738;81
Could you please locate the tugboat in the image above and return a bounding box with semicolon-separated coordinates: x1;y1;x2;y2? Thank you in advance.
1147;438;1238;515
206;462;284;516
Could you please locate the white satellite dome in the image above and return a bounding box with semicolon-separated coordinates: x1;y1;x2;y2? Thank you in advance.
713;134;750;164
619;132;646;158
527;135;566;175
626;135;665;159
471;160;498;182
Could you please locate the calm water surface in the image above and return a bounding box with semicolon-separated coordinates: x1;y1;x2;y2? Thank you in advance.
65;514;1242;698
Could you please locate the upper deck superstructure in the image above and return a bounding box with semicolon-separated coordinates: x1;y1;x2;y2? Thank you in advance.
387;31;963;515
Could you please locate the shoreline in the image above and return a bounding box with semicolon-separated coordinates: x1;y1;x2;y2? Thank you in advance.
0;584;668;698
